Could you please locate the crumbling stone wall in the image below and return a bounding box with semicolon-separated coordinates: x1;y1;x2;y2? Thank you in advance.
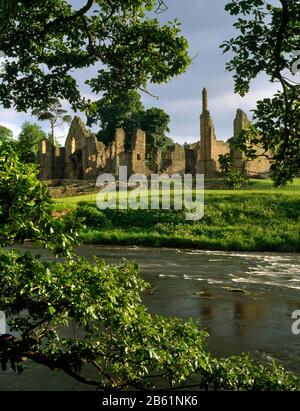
212;140;230;172
53;146;65;179
38;139;54;180
161;143;185;175
37;89;271;182
84;135;107;179
185;142;199;174
231;109;271;177
151;147;162;173
129;129;151;176
38;139;65;180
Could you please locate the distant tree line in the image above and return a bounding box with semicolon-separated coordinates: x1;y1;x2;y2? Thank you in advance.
0;122;46;164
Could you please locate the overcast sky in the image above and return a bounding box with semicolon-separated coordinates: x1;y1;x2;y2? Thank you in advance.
0;0;278;144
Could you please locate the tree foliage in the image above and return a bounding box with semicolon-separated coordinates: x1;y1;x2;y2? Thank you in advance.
88;90;172;155
0;143;209;390
32;100;72;143
88;91;144;145
0;0;190;113
0;143;80;255
16;122;46;164
219;152;249;190
0;251;209;389
0;125;13;144
221;0;300;186
140;107;172;156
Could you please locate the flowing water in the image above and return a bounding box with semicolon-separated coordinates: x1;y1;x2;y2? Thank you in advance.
1;245;300;391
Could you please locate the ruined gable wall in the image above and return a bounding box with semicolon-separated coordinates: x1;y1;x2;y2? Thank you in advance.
231;109;271;177
65;116;90;179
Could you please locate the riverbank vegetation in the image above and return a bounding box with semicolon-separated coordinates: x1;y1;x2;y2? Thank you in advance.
52;179;300;253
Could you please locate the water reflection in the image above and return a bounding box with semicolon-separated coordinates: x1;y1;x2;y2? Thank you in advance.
233;303;267;337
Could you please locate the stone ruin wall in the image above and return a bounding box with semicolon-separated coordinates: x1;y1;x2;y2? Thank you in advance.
129;129;151;176
161;143;185;175
38;139;65;180
37;90;271;182
231;109;271;178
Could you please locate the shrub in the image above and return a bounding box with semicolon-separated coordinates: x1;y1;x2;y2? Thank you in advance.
76;205;112;229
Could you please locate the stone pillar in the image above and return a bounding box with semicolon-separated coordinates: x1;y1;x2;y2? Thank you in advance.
202;87;208;113
198;88;218;177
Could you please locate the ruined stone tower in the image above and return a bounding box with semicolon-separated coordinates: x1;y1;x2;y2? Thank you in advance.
197;88;229;177
199;88;217;176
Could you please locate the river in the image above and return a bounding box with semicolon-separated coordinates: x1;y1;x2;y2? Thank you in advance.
0;245;300;391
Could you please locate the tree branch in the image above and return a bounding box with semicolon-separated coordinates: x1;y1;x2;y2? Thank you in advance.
0;334;105;389
155;0;168;14
274;0;289;81
44;0;95;32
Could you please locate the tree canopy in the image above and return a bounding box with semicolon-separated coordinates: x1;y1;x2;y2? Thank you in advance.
88;90;172;155
0;124;13;144
32;100;72;143
140;107;172;155
88;91;144;145
16;122;46;164
222;0;300;186
0;0;190;113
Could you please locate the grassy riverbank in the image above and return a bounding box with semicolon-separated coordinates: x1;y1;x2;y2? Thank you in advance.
53;179;300;252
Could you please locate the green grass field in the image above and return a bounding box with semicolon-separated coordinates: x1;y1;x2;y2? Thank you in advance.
53;178;300;210
53;179;300;252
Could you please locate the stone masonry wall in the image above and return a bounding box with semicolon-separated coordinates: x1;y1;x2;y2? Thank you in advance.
37;89;271;182
161;143;185;175
231;109;270;177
